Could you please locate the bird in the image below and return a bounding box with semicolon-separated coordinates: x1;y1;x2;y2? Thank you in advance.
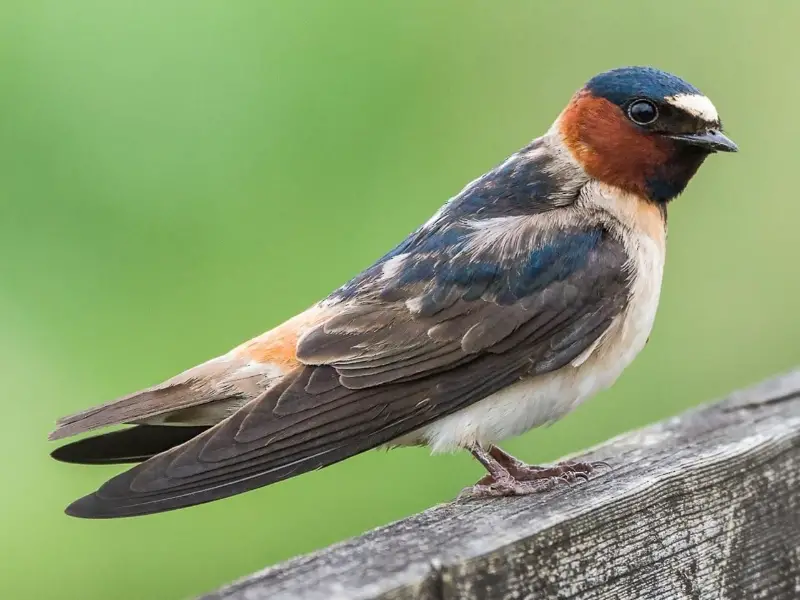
50;66;737;519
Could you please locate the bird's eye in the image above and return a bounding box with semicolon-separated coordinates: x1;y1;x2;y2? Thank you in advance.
627;99;659;125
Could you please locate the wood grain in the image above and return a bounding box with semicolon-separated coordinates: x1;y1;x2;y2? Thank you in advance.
203;370;800;600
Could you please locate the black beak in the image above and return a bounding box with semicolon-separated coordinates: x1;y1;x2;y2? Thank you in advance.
666;129;738;153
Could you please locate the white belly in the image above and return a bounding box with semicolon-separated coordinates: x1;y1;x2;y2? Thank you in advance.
409;229;665;453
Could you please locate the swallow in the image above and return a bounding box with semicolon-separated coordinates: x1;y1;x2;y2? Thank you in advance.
50;66;737;518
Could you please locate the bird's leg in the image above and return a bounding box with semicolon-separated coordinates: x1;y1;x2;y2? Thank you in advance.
489;445;607;483
463;445;565;498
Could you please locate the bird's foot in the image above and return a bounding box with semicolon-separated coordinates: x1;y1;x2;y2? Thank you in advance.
490;445;609;483
461;472;564;498
461;444;609;499
505;460;604;483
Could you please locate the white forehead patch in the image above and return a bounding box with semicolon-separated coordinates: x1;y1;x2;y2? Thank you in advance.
664;93;719;123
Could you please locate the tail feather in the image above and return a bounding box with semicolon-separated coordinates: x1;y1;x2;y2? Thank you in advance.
51;425;210;465
48;380;230;441
48;354;283;441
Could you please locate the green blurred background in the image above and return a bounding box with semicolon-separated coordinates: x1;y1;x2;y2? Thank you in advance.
1;1;798;598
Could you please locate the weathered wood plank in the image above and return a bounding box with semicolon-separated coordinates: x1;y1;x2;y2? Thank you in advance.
204;371;800;600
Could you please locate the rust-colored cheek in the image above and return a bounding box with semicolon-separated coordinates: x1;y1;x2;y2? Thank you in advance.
560;94;672;198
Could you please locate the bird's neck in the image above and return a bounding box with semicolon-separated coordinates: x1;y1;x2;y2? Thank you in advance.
581;180;668;250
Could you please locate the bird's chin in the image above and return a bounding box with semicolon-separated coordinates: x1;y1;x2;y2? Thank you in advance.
647;150;708;203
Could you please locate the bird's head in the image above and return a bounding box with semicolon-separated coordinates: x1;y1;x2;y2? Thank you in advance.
558;66;737;203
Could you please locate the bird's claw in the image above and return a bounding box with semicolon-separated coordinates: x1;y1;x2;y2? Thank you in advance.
589;459;612;471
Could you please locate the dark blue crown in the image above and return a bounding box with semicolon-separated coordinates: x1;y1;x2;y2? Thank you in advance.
585;66;701;107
